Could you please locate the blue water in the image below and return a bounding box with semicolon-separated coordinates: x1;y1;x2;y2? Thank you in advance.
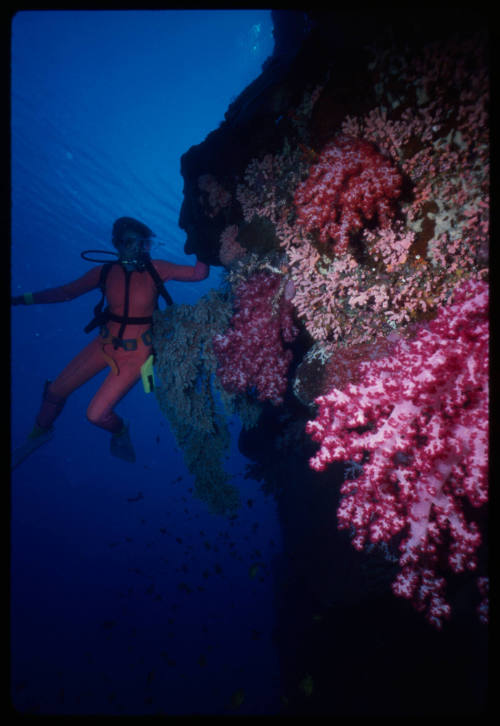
10;10;283;715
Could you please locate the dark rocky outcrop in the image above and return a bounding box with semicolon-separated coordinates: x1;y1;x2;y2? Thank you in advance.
176;10;489;715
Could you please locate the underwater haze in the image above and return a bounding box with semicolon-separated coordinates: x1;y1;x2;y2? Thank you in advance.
10;10;283;715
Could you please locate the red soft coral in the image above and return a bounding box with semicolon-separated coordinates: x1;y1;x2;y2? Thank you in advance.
294;135;402;254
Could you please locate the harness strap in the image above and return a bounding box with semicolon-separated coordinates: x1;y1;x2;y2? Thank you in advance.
100;325;153;351
101;346;120;376
83;262;113;334
143;257;174;307
84;257;173;335
107;311;153;325
117;267;131;343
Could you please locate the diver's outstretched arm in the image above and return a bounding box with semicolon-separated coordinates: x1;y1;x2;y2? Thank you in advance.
11;265;103;306
153;256;209;283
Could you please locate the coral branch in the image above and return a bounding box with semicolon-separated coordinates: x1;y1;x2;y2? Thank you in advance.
213;272;298;405
306;278;488;627
294;135;402;254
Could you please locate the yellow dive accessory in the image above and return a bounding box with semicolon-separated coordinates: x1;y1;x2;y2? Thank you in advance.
141;354;155;393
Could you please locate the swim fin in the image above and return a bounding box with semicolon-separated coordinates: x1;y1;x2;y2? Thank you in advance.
12;424;55;470
110;421;136;463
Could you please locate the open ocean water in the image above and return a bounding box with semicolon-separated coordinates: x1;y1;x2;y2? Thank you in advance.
10;9;285;715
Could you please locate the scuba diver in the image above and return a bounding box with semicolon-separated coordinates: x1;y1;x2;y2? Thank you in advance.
11;216;209;467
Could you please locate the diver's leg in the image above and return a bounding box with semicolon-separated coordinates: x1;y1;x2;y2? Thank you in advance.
86;366;140;432
13;338;110;469
35;337;108;430
86;350;145;462
35;380;66;430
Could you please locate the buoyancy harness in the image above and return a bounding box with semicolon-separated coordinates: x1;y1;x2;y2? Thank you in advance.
83;255;173;345
81;250;172;391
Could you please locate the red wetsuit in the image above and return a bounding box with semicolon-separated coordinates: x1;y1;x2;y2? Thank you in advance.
32;259;209;433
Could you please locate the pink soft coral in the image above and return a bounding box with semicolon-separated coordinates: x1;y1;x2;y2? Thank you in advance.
306;278;488;627
213;272;298;405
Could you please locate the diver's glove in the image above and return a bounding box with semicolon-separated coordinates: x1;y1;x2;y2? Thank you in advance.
11;293;34;305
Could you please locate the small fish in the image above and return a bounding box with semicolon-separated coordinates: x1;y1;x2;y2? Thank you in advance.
298;142;318;162
299;674;314;696
229;689;245;709
127;492;144;503
249;564;260;579
156;435;160;444
100;620;116;630
129;567;143;575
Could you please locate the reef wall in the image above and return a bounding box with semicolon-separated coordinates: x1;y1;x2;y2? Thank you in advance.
156;9;489;714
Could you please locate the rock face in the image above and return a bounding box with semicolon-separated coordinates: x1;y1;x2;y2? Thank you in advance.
179;11;309;264
179;10;372;264
179;8;487;264
173;10;489;715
